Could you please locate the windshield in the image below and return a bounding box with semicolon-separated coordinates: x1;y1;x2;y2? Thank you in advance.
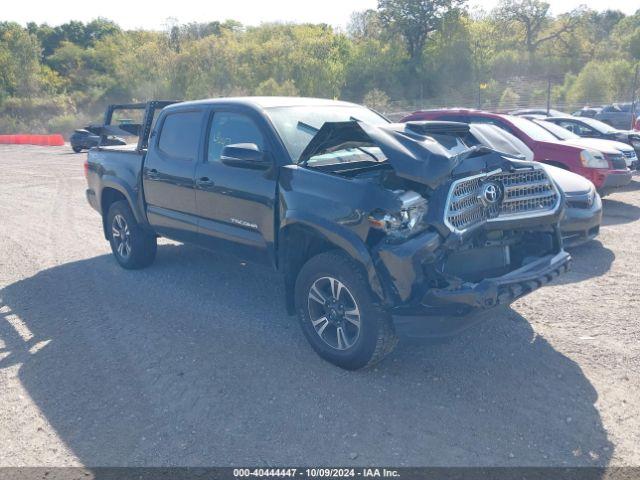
534;120;580;140
506;115;560;142
265;105;389;162
470;123;534;160
575;117;617;133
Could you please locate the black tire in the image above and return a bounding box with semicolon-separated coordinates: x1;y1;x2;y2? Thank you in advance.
106;200;157;269
295;250;397;370
72;145;83;153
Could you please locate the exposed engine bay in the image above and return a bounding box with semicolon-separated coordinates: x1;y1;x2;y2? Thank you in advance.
298;120;565;310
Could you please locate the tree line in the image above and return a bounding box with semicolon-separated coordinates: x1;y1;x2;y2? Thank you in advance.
1;0;639;134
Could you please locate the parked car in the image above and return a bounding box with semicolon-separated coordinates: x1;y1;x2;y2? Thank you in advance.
532;118;638;170
403;121;602;247
70;127;126;153
572;107;602;118
510;108;568;117
71;103;151;153
401;109;632;194
543;116;640;168
85;98;571;369
595;103;636;130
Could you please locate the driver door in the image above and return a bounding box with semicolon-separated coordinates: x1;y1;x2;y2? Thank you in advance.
194;109;277;265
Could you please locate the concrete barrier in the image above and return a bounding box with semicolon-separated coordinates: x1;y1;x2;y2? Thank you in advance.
0;134;65;146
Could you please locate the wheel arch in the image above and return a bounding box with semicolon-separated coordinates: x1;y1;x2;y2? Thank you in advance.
278;213;385;315
99;180;145;239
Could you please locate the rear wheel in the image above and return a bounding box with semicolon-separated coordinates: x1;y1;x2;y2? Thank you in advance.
295;251;397;370
106;201;157;269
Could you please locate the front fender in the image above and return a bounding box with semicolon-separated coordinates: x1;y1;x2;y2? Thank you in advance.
281;210;386;302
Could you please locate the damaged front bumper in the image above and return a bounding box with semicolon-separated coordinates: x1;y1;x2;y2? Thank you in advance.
374;229;571;318
415;250;570;313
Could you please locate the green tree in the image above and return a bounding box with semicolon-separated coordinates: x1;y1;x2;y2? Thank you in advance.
566;61;609;106
377;0;466;69
494;0;581;63
0;23;42;97
254;78;299;96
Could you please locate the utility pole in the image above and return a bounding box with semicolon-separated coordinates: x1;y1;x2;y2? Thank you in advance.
630;64;639;130
546;77;552;115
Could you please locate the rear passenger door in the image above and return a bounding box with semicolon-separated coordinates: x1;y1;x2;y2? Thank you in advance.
143;109;205;242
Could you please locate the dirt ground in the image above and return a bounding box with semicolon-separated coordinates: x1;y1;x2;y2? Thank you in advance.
0;144;638;467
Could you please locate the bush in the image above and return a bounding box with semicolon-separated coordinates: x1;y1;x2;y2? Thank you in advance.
363;88;390;113
254;78;299;96
47;113;92;138
0;94;77;134
565;60;635;106
498;87;520;110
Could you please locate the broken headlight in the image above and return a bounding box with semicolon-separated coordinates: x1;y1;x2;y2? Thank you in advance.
369;191;428;240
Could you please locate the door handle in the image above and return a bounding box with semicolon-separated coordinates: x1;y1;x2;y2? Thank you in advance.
147;168;159;179
196;176;215;187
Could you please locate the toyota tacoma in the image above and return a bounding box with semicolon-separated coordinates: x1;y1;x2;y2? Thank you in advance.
85;97;571;369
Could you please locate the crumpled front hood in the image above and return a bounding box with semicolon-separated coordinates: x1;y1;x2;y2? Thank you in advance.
298;121;461;189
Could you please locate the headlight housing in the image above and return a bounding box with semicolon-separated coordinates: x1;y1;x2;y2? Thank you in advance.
580;149;608;169
566;185;598;209
369;191;428;240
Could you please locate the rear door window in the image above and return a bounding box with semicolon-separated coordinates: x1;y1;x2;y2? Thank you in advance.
557;120;596;136
158;111;204;161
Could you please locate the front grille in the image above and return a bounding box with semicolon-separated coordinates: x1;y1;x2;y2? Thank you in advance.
446;174;495;232
608;154;627;170
490;170;559;217
445;168;559;233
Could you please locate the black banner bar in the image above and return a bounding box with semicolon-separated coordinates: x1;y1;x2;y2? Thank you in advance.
0;468;639;480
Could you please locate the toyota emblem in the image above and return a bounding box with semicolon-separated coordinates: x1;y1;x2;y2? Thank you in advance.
480;182;502;205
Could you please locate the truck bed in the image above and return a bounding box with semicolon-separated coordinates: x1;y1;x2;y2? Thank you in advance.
95;144;141;154
86;145;146;220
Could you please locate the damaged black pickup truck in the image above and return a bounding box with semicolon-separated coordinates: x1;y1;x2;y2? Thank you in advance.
85;97;571;369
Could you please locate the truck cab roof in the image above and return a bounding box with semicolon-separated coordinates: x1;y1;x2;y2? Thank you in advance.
169;96;361;112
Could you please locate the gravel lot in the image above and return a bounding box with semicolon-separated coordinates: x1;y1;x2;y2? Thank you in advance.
0;144;639;467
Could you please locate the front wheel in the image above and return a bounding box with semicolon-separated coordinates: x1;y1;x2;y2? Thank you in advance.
295;251;397;370
72;145;82;153
106;200;157;269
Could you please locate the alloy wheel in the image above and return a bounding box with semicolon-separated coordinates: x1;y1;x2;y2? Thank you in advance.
111;214;131;259
307;276;361;350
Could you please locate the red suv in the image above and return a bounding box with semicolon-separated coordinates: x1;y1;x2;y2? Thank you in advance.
402;109;632;192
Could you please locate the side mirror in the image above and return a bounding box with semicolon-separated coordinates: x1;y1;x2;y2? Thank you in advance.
220;143;269;169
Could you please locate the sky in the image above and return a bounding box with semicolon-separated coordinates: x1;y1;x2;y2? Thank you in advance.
1;0;638;31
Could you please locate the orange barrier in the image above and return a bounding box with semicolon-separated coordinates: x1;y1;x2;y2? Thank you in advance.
0;134;65;146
